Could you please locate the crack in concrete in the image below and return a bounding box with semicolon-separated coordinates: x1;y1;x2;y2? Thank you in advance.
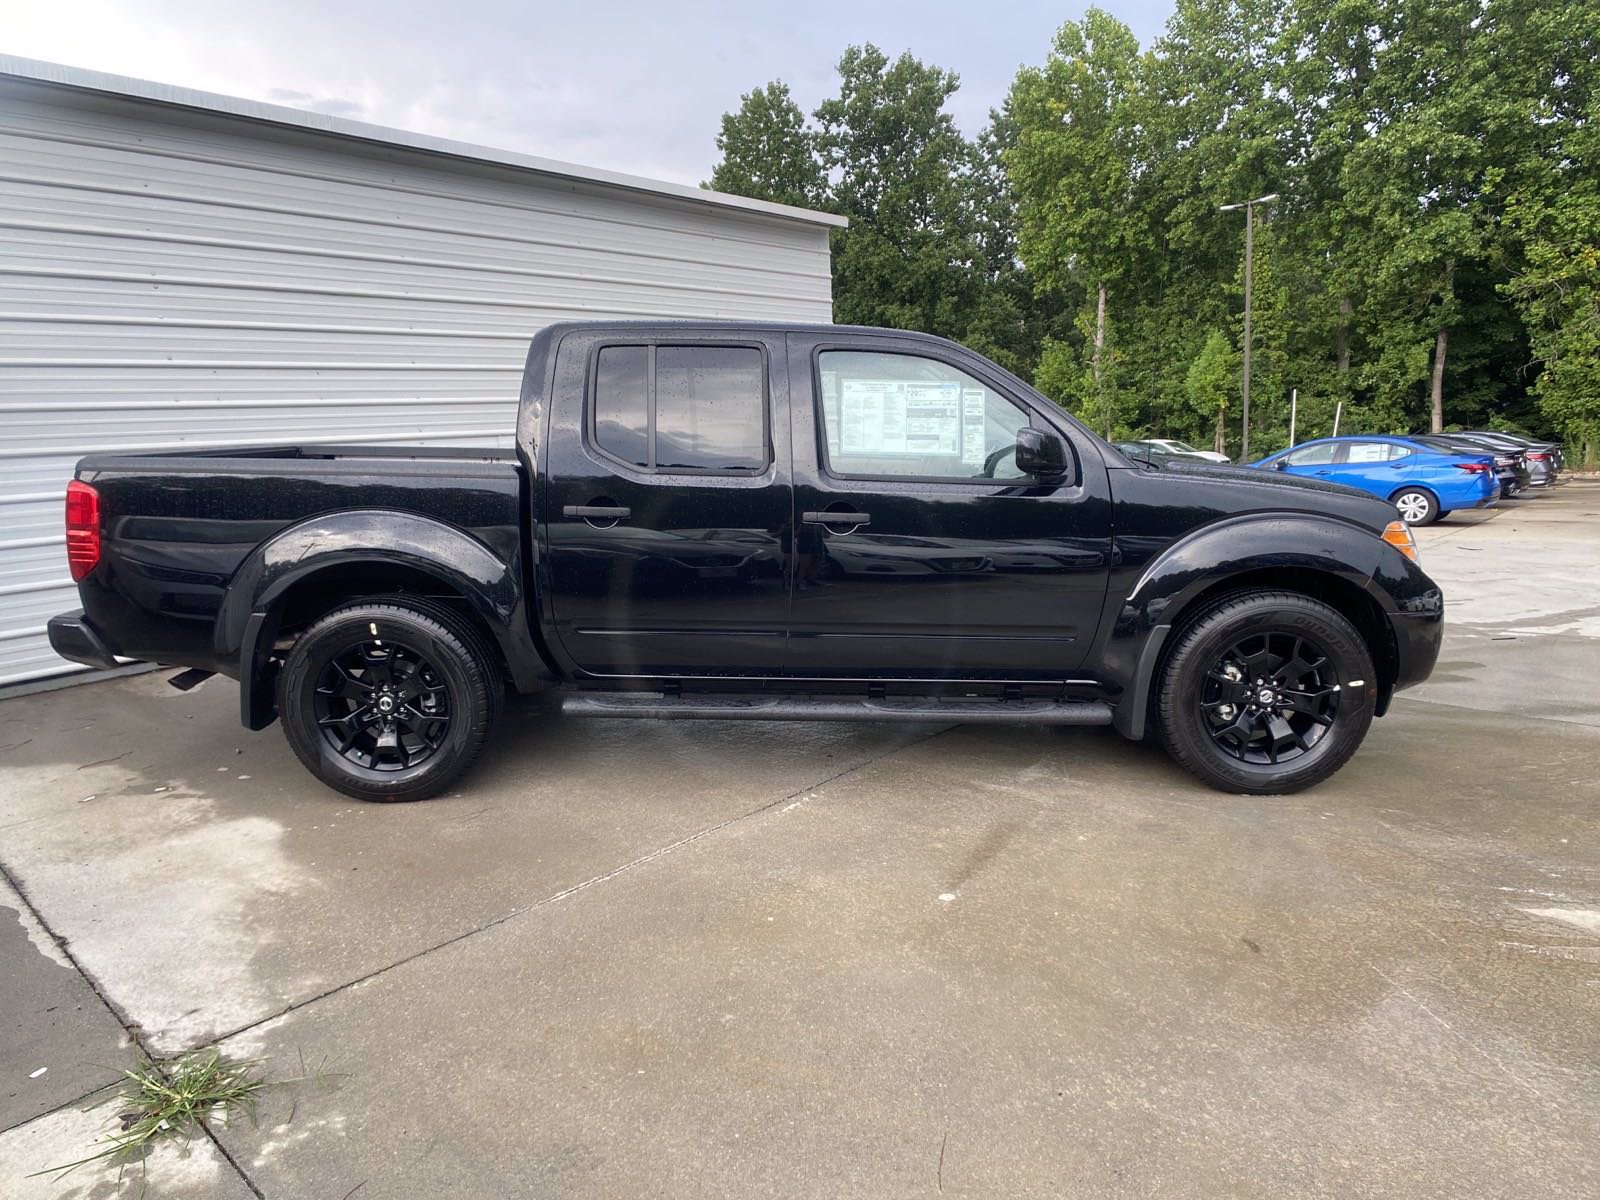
0;859;267;1198
0;1082;117;1140
209;725;956;1051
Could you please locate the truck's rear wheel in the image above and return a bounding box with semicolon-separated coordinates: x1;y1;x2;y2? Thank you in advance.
278;599;498;801
1154;591;1375;795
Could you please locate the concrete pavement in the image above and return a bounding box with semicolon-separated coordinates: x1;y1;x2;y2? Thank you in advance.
3;481;1597;1198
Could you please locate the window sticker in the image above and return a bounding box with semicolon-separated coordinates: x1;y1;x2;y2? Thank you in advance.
1346;443;1390;463
838;379;963;456
961;388;988;467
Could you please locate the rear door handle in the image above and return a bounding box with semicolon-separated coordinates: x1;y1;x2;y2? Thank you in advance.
562;505;630;520
802;510;871;527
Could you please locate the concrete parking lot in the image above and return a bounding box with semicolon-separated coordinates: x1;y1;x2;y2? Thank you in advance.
3;482;1598;1199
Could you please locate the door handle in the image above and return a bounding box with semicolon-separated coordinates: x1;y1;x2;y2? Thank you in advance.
802;510;871;527
563;505;630;520
1315;470;1333;476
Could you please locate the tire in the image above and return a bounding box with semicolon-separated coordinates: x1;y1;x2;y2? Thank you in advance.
278;598;500;801
1154;590;1376;795
1391;487;1440;526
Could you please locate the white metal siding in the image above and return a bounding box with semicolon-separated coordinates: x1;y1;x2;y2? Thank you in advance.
0;70;836;685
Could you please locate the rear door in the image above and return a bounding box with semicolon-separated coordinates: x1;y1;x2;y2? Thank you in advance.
784;331;1113;679
541;329;792;678
1325;439;1400;491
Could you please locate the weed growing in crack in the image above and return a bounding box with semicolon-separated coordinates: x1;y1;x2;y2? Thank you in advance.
32;1046;341;1192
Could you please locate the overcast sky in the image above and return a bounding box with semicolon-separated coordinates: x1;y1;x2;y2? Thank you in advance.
6;1;1175;188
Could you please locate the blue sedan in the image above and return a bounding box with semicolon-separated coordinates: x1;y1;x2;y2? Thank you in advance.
1251;435;1498;525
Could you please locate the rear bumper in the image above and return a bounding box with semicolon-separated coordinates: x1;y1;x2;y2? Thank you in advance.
47;610;120;671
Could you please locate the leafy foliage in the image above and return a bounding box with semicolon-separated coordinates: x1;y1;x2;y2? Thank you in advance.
1187;332;1237;454
705;1;1596;452
704;82;825;210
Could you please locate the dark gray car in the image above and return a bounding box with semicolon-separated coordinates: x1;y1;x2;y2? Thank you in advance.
1463;430;1564;477
1436;433;1556;488
1415;435;1531;497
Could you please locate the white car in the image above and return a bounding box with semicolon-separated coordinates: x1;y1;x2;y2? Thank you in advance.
1141;439;1232;464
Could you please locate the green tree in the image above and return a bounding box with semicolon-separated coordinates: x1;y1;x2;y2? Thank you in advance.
959;108;1041;377
703;0;1594;453
1186;332;1236;454
813;45;987;340
705;81;826;209
1501;0;1600;463
1338;0;1556;432
1006;9;1145;437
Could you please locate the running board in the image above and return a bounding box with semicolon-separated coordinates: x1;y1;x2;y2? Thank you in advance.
561;693;1114;726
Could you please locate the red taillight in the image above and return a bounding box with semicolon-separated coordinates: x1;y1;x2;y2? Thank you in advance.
65;480;101;581
1453;462;1491;474
1528;451;1550;461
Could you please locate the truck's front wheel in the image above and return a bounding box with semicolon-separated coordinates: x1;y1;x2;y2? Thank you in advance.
1154;591;1375;795
278;599;499;801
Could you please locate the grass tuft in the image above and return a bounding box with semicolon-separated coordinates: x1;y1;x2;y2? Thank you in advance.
33;1048;268;1181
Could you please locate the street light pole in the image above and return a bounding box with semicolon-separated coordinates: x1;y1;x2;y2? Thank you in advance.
1219;193;1279;461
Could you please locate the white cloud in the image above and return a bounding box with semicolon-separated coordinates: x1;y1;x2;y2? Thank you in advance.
4;0;1176;186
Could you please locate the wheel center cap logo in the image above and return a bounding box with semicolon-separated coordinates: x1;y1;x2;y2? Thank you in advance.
1257;688;1275;704
378;695;394;713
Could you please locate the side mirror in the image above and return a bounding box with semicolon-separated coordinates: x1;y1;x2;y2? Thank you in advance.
1274;459;1291;471
1015;427;1069;478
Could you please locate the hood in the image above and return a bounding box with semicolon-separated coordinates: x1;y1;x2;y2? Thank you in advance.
1115;458;1398;535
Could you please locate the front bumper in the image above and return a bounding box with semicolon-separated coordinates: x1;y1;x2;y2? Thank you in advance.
1387;607;1443;697
47;610;120;671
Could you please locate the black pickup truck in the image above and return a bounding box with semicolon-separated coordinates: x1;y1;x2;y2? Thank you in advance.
49;322;1443;800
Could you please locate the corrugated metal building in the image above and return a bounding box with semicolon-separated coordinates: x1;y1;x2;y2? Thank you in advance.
0;56;842;687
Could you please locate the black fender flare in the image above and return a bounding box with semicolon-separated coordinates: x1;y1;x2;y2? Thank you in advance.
216;510;552;729
1099;515;1393;739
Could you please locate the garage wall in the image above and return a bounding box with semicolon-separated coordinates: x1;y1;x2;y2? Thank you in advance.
0;62;838;686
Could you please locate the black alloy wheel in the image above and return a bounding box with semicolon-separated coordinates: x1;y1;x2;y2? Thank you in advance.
1154;590;1375;794
314;639;452;772
1199;632;1339;765
279;599;499;801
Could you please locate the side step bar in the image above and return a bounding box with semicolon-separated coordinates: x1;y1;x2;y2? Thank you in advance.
561;693;1114;726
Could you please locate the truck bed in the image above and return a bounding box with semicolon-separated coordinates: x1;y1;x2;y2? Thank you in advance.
70;443;527;677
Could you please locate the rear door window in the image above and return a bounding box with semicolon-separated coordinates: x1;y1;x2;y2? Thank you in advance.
593;346;650;468
1344;441;1396;463
654;347;767;471
590;344;769;474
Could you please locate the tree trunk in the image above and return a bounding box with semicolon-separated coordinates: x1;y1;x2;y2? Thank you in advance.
1093;282;1108;439
1429;326;1448;433
1336;297;1352;374
1429;261;1455;434
1214;403;1226;455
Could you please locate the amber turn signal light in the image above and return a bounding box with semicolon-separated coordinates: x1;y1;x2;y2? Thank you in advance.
1381;520;1419;563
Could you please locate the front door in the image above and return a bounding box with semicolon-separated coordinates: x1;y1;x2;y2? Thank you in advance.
543;330;792;677
1277;440;1341;480
784;333;1113;680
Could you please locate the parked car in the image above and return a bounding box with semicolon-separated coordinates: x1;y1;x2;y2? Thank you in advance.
1138;438;1232;464
1111;440;1211;467
49;322;1443;799
1434;432;1556;488
1250;435;1498;525
1412;435;1530;498
1457;430;1563;482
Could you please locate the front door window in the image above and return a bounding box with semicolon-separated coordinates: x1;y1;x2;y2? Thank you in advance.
816;351;1032;482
